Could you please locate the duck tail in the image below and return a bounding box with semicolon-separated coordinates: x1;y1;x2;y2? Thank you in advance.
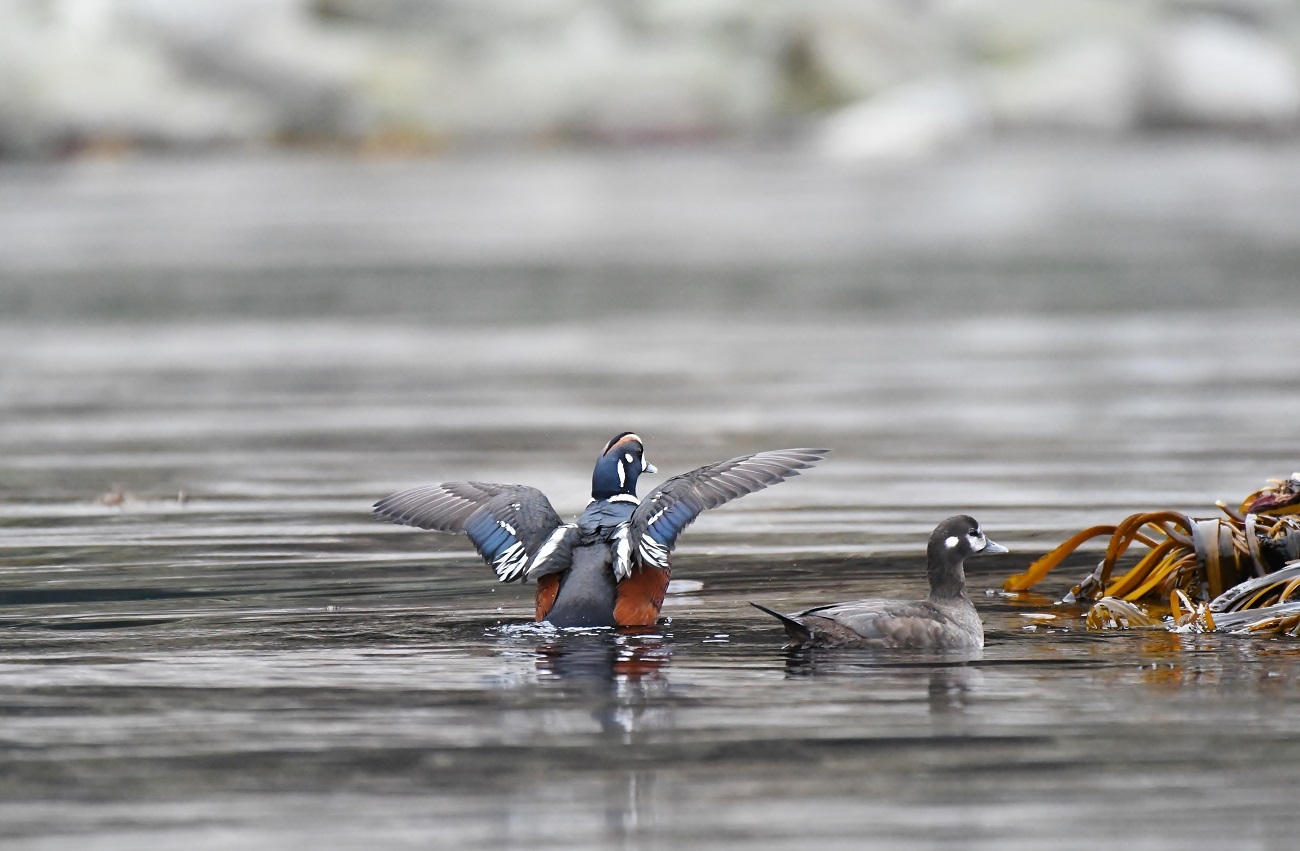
750;602;812;645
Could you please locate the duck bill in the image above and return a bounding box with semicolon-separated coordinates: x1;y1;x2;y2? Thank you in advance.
976;539;1009;556
643;461;657;474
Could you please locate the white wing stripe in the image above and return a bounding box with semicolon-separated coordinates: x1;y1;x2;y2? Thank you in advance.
613;525;633;580
528;523;576;572
493;541;529;581
639;533;670;570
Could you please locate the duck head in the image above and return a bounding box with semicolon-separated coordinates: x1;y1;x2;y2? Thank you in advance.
926;515;1008;600
591;432;656;501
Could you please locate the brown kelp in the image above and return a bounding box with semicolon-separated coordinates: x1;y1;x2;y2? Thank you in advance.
1005;474;1300;634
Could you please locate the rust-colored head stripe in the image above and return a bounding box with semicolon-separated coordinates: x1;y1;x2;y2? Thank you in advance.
601;432;643;455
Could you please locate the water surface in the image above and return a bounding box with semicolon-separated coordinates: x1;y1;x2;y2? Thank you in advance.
3;145;1300;848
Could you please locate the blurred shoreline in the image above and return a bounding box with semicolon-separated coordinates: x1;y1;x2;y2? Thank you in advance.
2;137;1298;321
3;1;1300;160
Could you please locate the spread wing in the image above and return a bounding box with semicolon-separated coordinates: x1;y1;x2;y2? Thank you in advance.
373;482;570;582
622;448;828;577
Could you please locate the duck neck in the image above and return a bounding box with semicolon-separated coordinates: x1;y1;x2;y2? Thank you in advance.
591;454;636;502
926;545;968;602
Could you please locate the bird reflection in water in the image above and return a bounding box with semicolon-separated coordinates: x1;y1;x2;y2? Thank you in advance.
530;628;674;840
781;648;984;717
532;628;674;735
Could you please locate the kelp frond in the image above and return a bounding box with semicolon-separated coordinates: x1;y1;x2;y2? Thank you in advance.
1085;597;1159;630
1006;474;1300;632
1172;562;1300;636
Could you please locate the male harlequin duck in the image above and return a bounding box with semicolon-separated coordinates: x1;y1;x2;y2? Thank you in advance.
374;434;827;628
753;515;1007;649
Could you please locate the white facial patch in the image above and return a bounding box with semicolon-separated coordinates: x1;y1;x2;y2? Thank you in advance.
967;532;985;551
945;536;959;549
624;453;634;464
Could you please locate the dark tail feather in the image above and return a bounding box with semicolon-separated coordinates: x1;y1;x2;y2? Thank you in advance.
750;602;812;645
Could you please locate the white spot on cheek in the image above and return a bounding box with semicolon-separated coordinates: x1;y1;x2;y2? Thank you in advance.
624;453;634;464
945;536;959;549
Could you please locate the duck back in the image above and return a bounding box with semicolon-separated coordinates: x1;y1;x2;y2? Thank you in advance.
539;500;635;627
544;543;619;627
798;597;983;649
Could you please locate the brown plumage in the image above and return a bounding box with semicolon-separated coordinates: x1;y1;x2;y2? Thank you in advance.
613;565;671;627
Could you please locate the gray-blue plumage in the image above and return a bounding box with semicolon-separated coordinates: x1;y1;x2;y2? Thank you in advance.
374;435;828;627
754;515;1007;650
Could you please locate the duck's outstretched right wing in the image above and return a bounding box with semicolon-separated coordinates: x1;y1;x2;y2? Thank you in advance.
622;448;829;577
373;482;573;582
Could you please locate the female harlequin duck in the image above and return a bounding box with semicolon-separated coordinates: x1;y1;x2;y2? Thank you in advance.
753;515;1007;649
374;433;827;628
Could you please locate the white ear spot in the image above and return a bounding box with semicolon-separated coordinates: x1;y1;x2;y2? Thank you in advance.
624;453;634;464
945;536;959;549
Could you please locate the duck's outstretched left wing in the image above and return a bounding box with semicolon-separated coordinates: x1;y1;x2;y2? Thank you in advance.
373;482;571;582
620;448;828;578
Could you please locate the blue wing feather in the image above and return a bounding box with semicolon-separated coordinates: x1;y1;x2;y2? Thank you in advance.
466;513;512;561
373;481;564;582
630;448;827;570
647;501;698;547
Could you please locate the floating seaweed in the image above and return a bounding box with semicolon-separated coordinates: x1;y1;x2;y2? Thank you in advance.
1005;474;1300;635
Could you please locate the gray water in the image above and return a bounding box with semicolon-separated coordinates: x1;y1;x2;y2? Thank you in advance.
3;143;1300;848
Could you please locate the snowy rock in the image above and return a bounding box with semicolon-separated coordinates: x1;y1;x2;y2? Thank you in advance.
951;0;1153;58
0;0;273;153
987;37;1141;132
121;0;379;139
815;78;988;162
1143;15;1300;128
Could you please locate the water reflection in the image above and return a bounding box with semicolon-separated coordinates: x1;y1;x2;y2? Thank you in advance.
776;646;986;732
492;625;678;747
780;646;982;677
926;666;983;717
533;631;672;690
507;630;677;844
531;630;674;736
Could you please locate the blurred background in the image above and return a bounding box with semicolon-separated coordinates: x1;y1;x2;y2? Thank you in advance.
3;0;1300;312
3;0;1300;156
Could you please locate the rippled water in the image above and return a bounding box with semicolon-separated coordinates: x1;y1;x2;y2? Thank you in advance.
3;146;1300;848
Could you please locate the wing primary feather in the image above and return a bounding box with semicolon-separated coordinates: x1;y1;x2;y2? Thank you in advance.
628;448;828;566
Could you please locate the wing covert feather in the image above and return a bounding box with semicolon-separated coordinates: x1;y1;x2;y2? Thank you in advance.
628;448;827;570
